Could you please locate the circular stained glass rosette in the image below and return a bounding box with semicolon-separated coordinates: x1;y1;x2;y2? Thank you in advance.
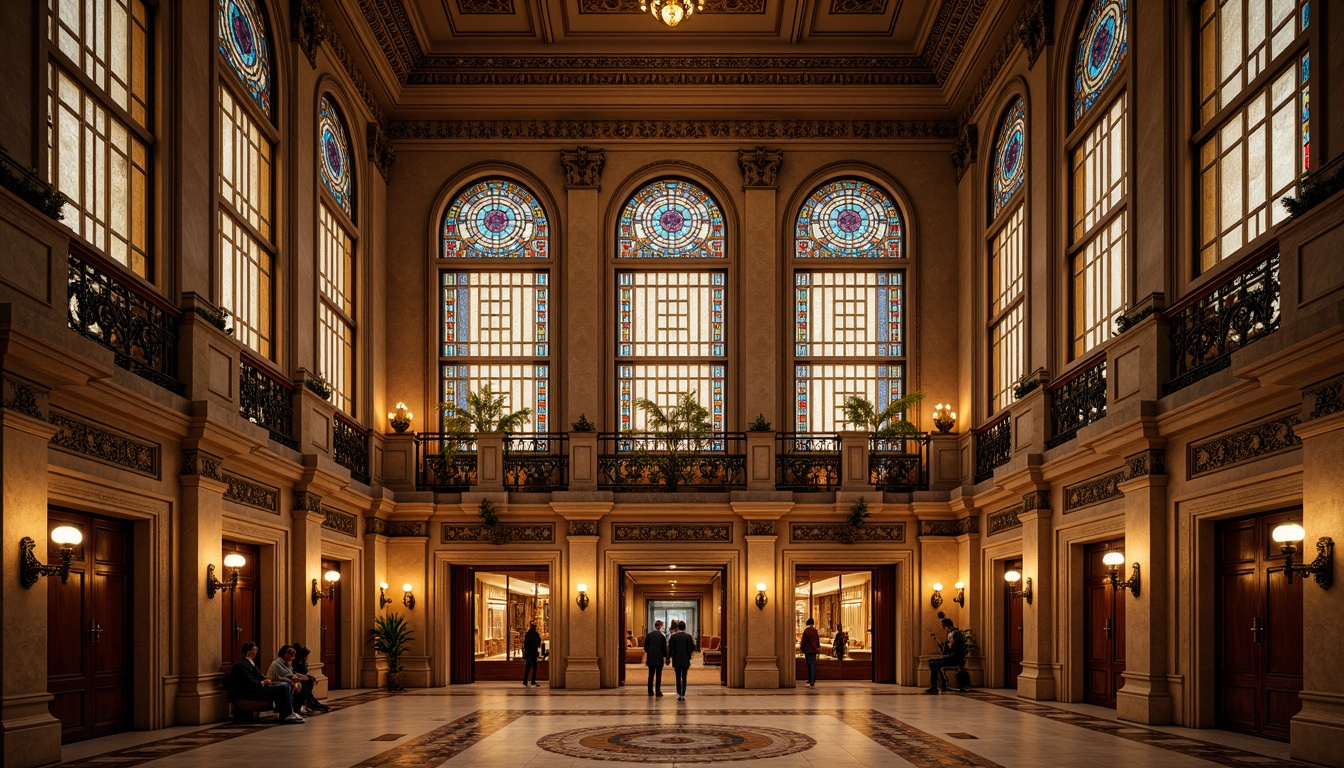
619;179;724;258
796;180;901;259
443;180;548;259
1074;0;1127;121
217;0;271;116
319;97;353;215
992;99;1026;217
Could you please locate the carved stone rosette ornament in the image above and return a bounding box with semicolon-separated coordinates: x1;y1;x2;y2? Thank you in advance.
560;147;605;188
738;146;783;188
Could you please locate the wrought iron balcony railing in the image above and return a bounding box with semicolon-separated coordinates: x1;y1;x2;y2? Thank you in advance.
775;432;841;492
869;434;930;491
415;432;477;490
597;432;746;492
1047;354;1107;448
239;355;297;449
505;433;569;491
334;414;371;484
973;411;1011;483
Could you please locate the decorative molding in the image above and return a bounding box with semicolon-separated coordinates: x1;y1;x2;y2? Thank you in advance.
290;0;331;68
48;475;169;517
365;517;389;536
294;490;323;514
1016;0;1053;68
1124;449;1167;479
389;520;429;537
921;0;988;84
738;146;783;187
46;411;159;477
390;119;955;142
559;147;605;188
404;60;935;87
949;123;977;182
222;473;279;512
1306;379;1344;421
579;0;765;12
567;520;599;537
458;0;514;12
746;520;776;537
790;523;905;543
988;504;1024;534
0;372;45;419
831;0;888;12
1021;489;1050;512
442;523;555;543
957;0;1051;132
611;524;732;543
1178;473;1302;518
1063;467;1127;512
180;448;223;480
1189;413;1301;478
367;122;396;181
919;517;979;537
322;507;358;537
325;18;388;126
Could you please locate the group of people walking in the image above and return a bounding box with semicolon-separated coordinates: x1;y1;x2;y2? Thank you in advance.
643;619;697;700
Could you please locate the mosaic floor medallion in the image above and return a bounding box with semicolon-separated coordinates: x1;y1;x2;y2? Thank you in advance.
537;723;815;762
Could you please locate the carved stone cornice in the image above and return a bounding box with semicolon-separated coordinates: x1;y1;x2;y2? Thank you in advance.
746;520;776;537
366;122;396;181
1063;467;1127;512
957;0;1053;132
325;17;388;126
290;0;331;69
949;123;977;183
442;523;555;543
1306;379;1344;421
612;524;732;543
222;473;279;512
738;146;783;188
365;517;389;536
180;449;223;480
921;0;988;83
0;371;45;420
391;120;956;142
294;490;323;514
49;412;160;477
567;520;599;537
988;504;1024;534
791;523;905;543
559;147;605;188
1189;413;1301;477
919;517;979;537
322;507;358;537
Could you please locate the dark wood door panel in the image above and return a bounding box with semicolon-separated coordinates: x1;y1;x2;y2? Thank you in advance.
321;560;342;689
1084;540;1124;708
1004;559;1023;688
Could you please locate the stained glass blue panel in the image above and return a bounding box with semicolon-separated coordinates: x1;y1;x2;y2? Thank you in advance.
319;96;354;216
1073;0;1128;123
795;179;902;259
442;179;549;259
991;98;1027;219
618;179;725;259
217;0;272;117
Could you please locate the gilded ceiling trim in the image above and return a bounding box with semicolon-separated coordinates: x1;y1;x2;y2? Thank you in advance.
579;0;765;12
389;119;955;141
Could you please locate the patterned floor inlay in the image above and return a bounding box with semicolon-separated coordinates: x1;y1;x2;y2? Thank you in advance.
537;723;816;763
963;692;1307;767
350;710;524;768
836;710;1003;767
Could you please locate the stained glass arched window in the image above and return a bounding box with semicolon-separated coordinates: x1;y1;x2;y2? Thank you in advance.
217;0;272;118
991;98;1027;219
795;179;902;259
1073;0;1128;123
617;179;725;259
442;180;549;259
319;96;354;216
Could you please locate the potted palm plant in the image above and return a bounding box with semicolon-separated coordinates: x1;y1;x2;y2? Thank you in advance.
840;391;925;437
433;384;533;481
368;612;414;691
631;391;712;490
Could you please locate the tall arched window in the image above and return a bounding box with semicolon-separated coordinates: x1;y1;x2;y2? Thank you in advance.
439;179;551;431
792;178;906;432
1068;0;1129;359
317;95;357;415
218;0;277;357
614;179;727;432
1195;0;1310;272
988;98;1027;414
46;0;152;277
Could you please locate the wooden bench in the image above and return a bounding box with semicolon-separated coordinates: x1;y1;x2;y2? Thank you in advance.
230;698;276;723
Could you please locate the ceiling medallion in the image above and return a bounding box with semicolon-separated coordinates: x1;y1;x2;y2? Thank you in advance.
640;0;704;27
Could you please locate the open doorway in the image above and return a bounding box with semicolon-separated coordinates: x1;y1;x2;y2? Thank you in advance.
793;565;897;682
619;566;726;686
449;565;551;683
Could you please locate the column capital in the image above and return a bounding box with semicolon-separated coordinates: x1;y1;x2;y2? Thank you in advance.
738;146;782;188
560;146;605;189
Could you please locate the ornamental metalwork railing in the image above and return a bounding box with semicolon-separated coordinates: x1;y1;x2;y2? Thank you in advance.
415;432;477;491
1047;354;1107;448
973;411;1011;483
333;414;370;484
67;244;182;394
1165;249;1281;394
504;433;569;491
869;434;930;491
597;432;746;492
775;433;841;492
239;355;297;449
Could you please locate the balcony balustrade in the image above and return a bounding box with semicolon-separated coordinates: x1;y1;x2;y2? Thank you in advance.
973;412;1011;483
504;433;569;491
1047;354;1107;448
333;414;371;484
774;433;841;492
239;354;297;449
868;434;930;491
597;432;746;492
415;433;478;490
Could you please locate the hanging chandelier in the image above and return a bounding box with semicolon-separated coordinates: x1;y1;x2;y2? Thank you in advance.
640;0;705;28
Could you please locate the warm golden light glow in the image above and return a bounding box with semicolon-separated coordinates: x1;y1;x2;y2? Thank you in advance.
51;526;83;546
1102;551;1125;567
1004;569;1021;583
324;570;341;583
954;581;965;590
1273;523;1306;544
638;0;704;28
402;583;413;593
223;553;246;569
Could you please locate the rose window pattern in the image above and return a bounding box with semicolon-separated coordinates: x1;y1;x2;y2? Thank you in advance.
1073;0;1128;123
795;179;902;259
618;179;725;259
442;179;549;259
217;0;271;117
319;96;353;216
992;98;1027;219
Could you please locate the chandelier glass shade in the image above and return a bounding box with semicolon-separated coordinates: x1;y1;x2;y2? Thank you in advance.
640;0;705;28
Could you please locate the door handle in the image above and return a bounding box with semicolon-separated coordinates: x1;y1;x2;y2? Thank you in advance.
89;620;104;644
233;623;243;637
1103;618;1113;639
1251;617;1264;644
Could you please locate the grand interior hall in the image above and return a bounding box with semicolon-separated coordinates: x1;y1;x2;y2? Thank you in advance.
1;0;1342;766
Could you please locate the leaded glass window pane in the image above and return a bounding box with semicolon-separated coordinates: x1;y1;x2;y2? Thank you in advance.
48;0;149;124
220;210;272;356
1198;0;1308;126
217;0;271;118
441;272;549;358
1073;0;1128;124
991;99;1027;220
989;206;1025;413
618;179;725;259
794;363;904;433
219;87;273;238
1071;215;1127;357
442;363;549;433
319;206;355;414
795;180;902;259
318;96;354;217
617;272;724;358
443;179;549;259
618;364;725;433
794;272;902;358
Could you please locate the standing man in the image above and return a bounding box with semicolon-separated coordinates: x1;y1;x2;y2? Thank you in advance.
924;617;966;694
644;620;669;697
800;618;821;688
523;622;542;687
668;619;695;700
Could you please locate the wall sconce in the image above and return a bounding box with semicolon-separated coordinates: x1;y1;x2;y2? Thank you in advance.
207;553;247;598
1004;569;1033;604
755;583;769;610
19;526;83;588
387;402;413;434
930;582;944;609
379;581;392;609
953;581;965;608
932;403;957;434
311;569;340;605
1272;523;1334;589
576;583;590;611
402;583;416;610
1102;551;1141;597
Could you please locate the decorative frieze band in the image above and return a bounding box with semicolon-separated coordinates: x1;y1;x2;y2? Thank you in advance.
390;120;956;142
919;518;979;537
560;147;605;188
612;524;732;543
746;521;777;537
987;504;1024;534
222;473;279;513
180;449;223;480
790;523;905;544
1190;413;1301;478
1125;449;1167;479
738;146;783;187
567;520;599;537
48;411;159;478
1;371;45;419
322;507;358;537
1306;379;1343;421
365;518;430;537
290;0;330;68
442;523;555;544
367;123;396;181
294;491;323;514
1063;467;1127;512
1021;489;1051;512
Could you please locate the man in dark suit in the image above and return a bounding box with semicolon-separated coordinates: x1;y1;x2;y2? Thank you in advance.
227;641;303;723
667;619;696;700
523;622;542;687
924;617;966;694
644;620;669;697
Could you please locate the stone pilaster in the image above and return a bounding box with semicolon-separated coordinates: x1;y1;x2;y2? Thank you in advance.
359;505;391;689
560;148;604;428
472;432;505;492
740;513;784;688
565;522;601;689
291;491;326;667
174;449;229;725
1017;504;1056;699
739;148;782;426
839;432;874;493
1116;449;1173;724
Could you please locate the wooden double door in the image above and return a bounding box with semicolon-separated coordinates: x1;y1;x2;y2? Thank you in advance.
1084;540;1126;708
46;510;132;743
219;540;261;670
1216;510;1304;741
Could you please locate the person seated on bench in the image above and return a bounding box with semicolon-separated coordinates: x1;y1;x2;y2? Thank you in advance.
289;643;330;714
923;618;966;695
229;641;304;723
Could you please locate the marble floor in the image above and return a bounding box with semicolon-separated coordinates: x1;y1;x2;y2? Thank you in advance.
59;671;1306;768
